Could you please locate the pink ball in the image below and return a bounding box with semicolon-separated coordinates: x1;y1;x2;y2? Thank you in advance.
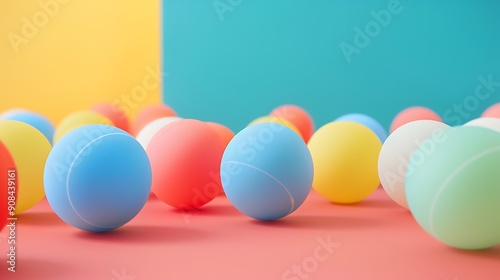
91;103;130;132
206;122;234;195
206;122;234;149
390;106;442;133
482;103;500;118
147;119;225;209
270;104;314;142
132;104;177;136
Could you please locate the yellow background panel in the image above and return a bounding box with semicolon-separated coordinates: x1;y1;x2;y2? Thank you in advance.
0;0;161;124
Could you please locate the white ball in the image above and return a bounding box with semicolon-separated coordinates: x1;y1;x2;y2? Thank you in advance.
0;108;29;119
136;117;182;149
464;117;500;132
378;120;450;209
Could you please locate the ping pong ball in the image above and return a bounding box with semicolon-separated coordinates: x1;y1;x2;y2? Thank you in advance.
221;123;313;220
136;117;182;149
131;104;177;136
1;110;54;143
308;121;382;204
53;111;113;144
249;116;302;138
0;141;15;230
482;103;500;118
91;103;130;132
464;117;500;132
390;106;442;133
207;122;234;148
206;122;234;195
44;125;151;232
270;105;314;142
147;119;225;209
336;113;387;142
378;120;450;209
0;120;52;213
406;126;500;249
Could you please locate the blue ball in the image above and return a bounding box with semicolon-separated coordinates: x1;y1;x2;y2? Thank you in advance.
1;111;54;143
221;123;313;221
335;113;387;142
44;125;151;232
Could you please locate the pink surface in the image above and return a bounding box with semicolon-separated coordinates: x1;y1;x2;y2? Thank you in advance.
1;188;498;280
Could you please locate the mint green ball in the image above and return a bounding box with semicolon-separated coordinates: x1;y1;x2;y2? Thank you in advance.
406;126;500;250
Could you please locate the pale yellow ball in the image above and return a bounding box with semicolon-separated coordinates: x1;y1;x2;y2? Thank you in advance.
0;120;52;213
308;121;382;204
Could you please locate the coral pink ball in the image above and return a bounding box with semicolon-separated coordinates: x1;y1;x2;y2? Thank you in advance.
390;106;442;133
147;119;225;209
91;103;130;132
131;104;177;136
206;122;234;194
206;122;234;149
482;103;500;118
270;105;314;142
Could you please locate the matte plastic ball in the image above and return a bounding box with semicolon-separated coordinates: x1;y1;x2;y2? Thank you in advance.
378;120;450;209
1;111;54;143
207;122;235;148
336;113;387;142
481;103;500;118
44;125;152;232
308;121;382;204
148;119;225;209
136;117;182;149
53;111;113;144
270;105;314;142
131;104;177;136
0;120;52;213
390;106;442;133
221;123;313;220
465;118;500;132
249;116;302;138
207;122;235;195
406;126;500;249
0;141;15;230
91;103;130;132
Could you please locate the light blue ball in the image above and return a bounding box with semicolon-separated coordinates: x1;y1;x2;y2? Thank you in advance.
335;113;387;142
221;123;314;221
44;125;151;232
1;111;54;143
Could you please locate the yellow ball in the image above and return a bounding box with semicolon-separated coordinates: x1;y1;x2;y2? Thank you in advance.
0;120;52;213
308;121;382;204
53;111;113;144
249;116;302;138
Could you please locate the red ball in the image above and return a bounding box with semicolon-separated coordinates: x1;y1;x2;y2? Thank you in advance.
147;119;225;209
131;104;177;136
0;141;16;231
206;122;234;149
206;122;234;195
390;106;442;133
270;105;314;142
91;103;130;132
482;103;500;118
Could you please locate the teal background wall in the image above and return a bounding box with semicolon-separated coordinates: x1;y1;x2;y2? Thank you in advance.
163;0;500;132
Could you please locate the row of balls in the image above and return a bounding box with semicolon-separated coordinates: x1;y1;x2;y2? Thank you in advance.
3;102;500;147
2;103;500;250
0;104;312;232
